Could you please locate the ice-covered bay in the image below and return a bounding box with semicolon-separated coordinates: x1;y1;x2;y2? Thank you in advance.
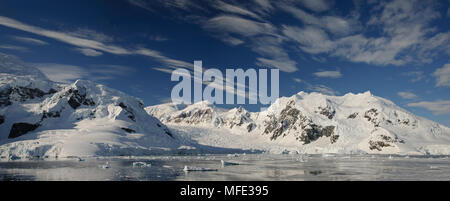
1;154;450;181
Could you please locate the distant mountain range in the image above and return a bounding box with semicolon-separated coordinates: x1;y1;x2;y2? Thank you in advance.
146;89;450;155
1;52;450;160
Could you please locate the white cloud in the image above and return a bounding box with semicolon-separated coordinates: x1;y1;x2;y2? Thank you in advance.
313;70;342;78
148;35;169;42
280;0;448;66
34;64;87;83
408;100;450;115
398;91;418;99
0;45;28;52
282;25;335;54
293;78;302;83
221;36;245;46
256;57;297;73
433;63;450;87
12;36;48;45
307;84;338;96
127;0;203;12
214;1;262;20
0;16;192;69
253;0;273;15
203;15;298;72
33;63;136;83
299;0;333;12
75;48;103;57
204;15;275;37
280;5;356;36
402;71;424;82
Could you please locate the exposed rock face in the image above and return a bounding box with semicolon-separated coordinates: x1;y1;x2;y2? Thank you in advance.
121;127;136;133
299;125;337;144
263;101;337;144
317;106;335;120
118;102;136;121
0;86;56;107
364;108;380;127
8;123;39;139
65;88;95;109
172;108;213;124
368;133;405;151
0;115;4;125
348;112;358;119
214;107;256;131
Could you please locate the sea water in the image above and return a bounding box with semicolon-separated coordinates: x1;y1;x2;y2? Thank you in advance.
0;154;449;181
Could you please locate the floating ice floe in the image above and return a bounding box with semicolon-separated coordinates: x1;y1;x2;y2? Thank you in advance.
297;156;307;163
100;162;111;169
221;160;239;166
183;165;218;172
132;161;151;167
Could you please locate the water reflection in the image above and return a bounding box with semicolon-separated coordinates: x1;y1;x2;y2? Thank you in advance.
0;155;449;181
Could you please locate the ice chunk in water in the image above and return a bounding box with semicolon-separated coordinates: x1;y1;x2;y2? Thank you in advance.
132;162;151;167
183;166;218;172
221;160;239;166
100;162;110;169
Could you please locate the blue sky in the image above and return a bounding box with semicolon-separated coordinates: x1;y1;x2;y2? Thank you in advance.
0;0;449;126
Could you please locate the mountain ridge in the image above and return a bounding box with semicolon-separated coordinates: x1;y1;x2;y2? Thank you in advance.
146;91;450;155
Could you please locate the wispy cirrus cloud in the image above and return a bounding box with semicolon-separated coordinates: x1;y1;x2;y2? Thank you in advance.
433;63;450;87
0;16;192;69
298;0;333;12
313;70;342;78
281;0;448;66
408;100;450;115
33;63;136;83
398;91;418;99
402;71;425;83
12;36;48;45
75;48;103;57
0;45;28;52
203;15;298;72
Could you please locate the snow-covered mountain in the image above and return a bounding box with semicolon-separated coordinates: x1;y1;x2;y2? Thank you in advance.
0;53;182;159
146;92;450;155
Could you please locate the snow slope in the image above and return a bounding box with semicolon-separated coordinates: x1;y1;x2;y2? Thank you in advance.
146;91;450;155
0;54;184;159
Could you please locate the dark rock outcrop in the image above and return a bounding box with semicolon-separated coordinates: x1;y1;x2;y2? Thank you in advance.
247;123;256;132
121;127;136;133
299;125;336;144
0;115;4;125
369;134;404;151
0;87;56;107
263;100;337;144
364;108;380;127
317;106;335;120
118;102;136;121
172;108;213;124
66;88;95;110
8;123;39;139
347;112;358;119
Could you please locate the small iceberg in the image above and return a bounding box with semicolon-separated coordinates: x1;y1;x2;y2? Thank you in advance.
297;156;307;163
132;162;151;168
221;160;239;166
183;166;218;172
100;162;111;169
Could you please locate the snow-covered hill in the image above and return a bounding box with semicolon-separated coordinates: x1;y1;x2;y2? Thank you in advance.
146;92;450;155
0;54;184;159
